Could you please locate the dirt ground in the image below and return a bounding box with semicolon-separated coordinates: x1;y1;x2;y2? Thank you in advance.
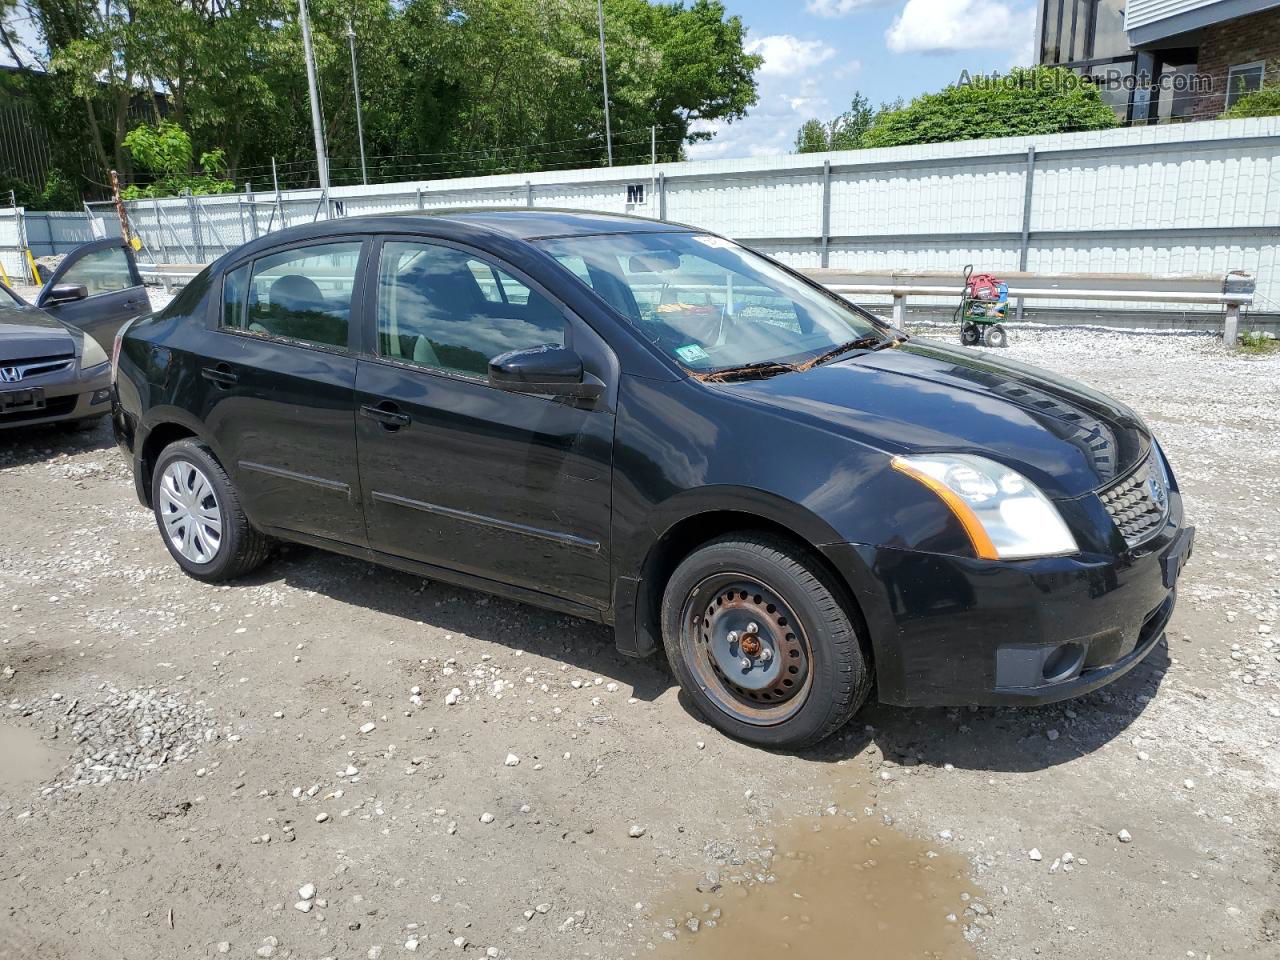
2;326;1278;960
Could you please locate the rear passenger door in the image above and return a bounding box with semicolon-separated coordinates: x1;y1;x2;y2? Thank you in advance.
204;239;370;547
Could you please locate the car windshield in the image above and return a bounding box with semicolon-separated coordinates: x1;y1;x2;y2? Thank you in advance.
533;231;887;374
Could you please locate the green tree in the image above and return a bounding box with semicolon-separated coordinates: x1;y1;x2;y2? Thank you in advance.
120;120;236;198
794;92;895;153
1222;83;1280;119
794;118;830;153
861;67;1119;148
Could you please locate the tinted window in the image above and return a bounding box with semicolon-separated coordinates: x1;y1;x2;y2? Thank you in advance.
224;241;362;348
376;241;565;378
61;245;135;296
222;265;249;330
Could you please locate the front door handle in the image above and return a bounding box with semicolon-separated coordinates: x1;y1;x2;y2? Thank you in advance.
201;364;238;387
360;402;411;430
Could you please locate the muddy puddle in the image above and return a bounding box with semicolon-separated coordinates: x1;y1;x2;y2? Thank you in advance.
0;722;65;796
650;798;979;959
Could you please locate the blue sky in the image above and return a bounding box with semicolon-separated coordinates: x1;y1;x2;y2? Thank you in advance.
686;0;1040;159
2;0;1040;163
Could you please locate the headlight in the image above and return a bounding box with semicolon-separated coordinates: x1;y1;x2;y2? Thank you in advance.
891;453;1078;560
81;335;109;369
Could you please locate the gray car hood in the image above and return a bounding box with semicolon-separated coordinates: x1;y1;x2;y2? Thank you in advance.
0;303;77;363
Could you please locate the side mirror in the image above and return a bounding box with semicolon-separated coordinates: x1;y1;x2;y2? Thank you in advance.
488;345;602;400
44;284;89;306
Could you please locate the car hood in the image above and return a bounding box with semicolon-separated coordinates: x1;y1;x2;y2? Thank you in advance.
719;337;1149;499
0;302;76;363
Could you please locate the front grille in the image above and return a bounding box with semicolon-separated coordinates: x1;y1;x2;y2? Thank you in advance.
1099;456;1167;547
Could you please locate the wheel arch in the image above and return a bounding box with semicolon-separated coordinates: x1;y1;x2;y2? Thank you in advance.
136;409;226;507
613;490;871;666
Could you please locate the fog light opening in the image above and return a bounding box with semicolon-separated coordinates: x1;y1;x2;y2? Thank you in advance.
91;388;112;405
1042;642;1085;684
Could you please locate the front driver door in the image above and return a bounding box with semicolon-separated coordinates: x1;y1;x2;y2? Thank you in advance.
36;238;148;351
354;238;615;610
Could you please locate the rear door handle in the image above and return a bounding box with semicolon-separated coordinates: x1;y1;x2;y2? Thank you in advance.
201;364;238;387
360;402;411;429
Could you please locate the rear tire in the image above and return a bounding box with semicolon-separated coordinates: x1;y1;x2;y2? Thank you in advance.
960;322;980;346
661;533;871;748
151;438;271;582
986;324;1008;348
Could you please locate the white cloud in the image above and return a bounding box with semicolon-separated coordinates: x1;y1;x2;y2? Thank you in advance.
687;35;856;161
746;34;837;77
886;0;1033;54
805;0;881;17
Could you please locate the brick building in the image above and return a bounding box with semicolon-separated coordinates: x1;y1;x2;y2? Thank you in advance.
1037;0;1280;123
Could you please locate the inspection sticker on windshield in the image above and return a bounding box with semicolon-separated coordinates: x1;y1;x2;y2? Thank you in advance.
675;343;711;364
692;235;736;250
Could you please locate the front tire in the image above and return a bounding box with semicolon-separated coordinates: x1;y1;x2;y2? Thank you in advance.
661;534;871;748
151;438;271;582
985;324;1008;348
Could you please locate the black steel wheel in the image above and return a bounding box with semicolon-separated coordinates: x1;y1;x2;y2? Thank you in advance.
986;324;1008;348
661;533;871;748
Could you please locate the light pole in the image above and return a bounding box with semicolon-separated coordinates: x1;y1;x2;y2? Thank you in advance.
347;19;368;186
298;0;330;197
596;0;613;166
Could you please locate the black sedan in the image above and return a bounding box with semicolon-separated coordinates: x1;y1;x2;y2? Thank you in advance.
2;238;149;431
112;210;1193;747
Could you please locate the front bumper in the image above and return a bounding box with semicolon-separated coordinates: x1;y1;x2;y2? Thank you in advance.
0;364;111;429
821;502;1192;708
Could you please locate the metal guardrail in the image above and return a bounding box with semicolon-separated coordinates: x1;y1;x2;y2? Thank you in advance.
138;264;1258;344
799;269;1256;343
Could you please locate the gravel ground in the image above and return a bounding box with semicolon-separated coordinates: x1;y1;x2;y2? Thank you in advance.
1;326;1278;960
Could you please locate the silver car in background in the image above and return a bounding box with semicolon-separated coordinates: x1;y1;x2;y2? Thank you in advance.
1;238;148;431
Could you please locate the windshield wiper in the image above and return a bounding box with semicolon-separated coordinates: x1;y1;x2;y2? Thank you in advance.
796;335;885;370
699;360;797;383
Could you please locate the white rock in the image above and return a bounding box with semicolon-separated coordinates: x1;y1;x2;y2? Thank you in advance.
445;688;461;706
628;825;646;838
504;753;520;767
298;883;316;900
453;936;468;948
294;900;313;913
404;939;419;951
1028;848;1043;861
1117;829;1132;843
315;812;330;823
480;812;495;823
359;722;376;734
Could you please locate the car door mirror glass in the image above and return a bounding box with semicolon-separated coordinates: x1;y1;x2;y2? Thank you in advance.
488;345;599;398
45;283;89;305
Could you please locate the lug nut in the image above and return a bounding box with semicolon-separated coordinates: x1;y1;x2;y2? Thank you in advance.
745;622;759;635
740;658;751;670
759;648;772;662
726;630;739;644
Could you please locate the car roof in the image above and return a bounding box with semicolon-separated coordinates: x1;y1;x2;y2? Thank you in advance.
380;207;698;241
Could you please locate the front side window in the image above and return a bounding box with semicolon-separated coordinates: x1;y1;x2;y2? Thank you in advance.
223;241;361;349
534;231;885;373
376;241;565;378
60;245;135;296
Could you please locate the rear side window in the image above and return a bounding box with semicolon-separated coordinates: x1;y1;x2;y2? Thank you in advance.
60;246;135;296
222;241;362;349
376;241;566;378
